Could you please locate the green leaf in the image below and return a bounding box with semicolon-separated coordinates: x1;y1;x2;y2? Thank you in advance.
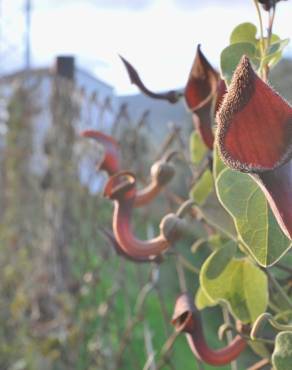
194;148;237;240
213;146;226;179
220;42;257;85
272;332;292;370
189;131;208;165
263;39;290;68
230;22;257;45
190;169;213;205
195;286;216;310
200;243;268;323
196;192;237;240
216;168;292;267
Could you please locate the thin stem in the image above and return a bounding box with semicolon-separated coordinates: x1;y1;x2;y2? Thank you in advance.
274;262;292;275
222;306;238;370
247;358;270;370
267;2;276;44
275;310;292;322
267;270;292;309
176;199;195;218
178;253;200;274
176;257;187;292
253;0;270;81
253;0;265;56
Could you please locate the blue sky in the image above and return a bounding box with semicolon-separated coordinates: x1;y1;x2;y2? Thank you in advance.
9;0;292;94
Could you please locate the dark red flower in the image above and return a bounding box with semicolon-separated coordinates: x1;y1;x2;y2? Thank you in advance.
99;226;162;263
258;0;287;11
103;172;190;259
171;294;247;366
185;45;226;149
216;56;292;239
103;172;169;258
80;130;120;175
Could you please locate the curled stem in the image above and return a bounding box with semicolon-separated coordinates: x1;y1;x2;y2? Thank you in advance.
134;152;177;207
251;312;292;341
175;199;196;218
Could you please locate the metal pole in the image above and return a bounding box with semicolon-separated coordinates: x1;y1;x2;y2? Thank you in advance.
25;0;31;69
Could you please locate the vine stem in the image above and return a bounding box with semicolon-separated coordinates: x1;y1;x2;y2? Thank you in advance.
222;306;238;370
253;0;265;56
267;270;292;309
267;1;276;44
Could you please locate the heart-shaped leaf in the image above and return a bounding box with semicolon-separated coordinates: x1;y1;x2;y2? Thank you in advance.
230;22;257;45
220;42;257;84
196;192;237;240
200;243;268;323
195;286;216;310
262;38;290;68
216;167;291;266
272;332;292;370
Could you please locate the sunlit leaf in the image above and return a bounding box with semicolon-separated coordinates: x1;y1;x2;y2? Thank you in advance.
272;332;292;370
196;192;237;240
220;42;257;84
190;169;213;205
189;130;208;165
230;22;257;45
263;38;290;68
200;243;268;323
195;286;216;310
216;168;291;266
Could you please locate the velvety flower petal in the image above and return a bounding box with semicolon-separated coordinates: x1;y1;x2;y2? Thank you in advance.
185;45;220;149
184;45;219;112
216;56;292;173
214;78;227;114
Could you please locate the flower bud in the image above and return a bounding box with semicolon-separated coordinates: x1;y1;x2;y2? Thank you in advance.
150;160;175;186
160;213;188;242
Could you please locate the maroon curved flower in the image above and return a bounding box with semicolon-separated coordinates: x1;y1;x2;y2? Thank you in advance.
172;293;247;366
185;45;226;149
216;56;292;239
104;172;190;259
99;226;162;263
103;172;169;258
81;130;120;175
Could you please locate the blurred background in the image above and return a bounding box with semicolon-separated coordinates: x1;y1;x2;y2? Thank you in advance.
0;1;291;370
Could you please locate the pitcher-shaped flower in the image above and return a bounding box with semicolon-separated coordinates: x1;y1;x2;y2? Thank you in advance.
81;130;120;175
104;172;190;259
185;45;226;149
172;293;247;366
216;56;292;239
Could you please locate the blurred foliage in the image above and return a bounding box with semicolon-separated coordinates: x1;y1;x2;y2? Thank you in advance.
0;75;231;370
1;53;292;369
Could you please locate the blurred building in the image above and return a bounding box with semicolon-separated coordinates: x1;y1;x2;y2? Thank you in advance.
0;56;117;193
